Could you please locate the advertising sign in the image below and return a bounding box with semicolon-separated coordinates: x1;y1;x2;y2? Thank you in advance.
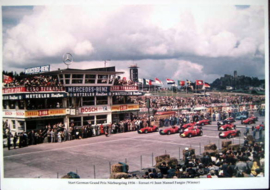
66;86;109;97
24;65;50;74
24;93;67;99
110;86;138;91
3;110;25;118
25;109;67;117
79;106;111;114
3;94;24;100
111;104;139;112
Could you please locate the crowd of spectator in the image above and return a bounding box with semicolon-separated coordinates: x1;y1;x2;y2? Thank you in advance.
3;75;62;87
133;94;264;110
138;141;265;179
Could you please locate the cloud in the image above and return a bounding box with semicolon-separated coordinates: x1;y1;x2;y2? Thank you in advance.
2;4;266;81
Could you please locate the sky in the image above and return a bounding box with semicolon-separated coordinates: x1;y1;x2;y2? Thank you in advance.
1;1;267;84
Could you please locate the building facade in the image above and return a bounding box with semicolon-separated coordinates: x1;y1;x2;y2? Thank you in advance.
2;66;142;134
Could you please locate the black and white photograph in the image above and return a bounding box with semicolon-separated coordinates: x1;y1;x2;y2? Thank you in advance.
1;0;269;190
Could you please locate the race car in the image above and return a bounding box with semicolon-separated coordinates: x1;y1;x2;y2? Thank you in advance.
248;115;258;122
196;119;211;126
241;118;256;125
180;126;203;138
235;114;248;120
159;125;180;135
181;122;196;129
219;129;241;138
138;126;158;134
218;123;236;131
217;117;235;126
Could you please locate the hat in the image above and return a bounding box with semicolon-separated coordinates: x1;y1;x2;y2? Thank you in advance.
185;147;189;150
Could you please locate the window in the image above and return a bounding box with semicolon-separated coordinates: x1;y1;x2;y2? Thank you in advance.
85;74;96;84
108;75;115;84
65;74;70;84
96;115;107;124
10;101;16;109
83;116;94;125
18;121;25;131
97;75;108;84
96;96;108;105
3;100;8;109
83;97;95;106
70;117;81;127
72;74;83;84
12;120;15;129
18;100;24;109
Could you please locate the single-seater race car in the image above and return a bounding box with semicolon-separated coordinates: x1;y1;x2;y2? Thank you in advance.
217;117;235;127
219;129;241;138
236;114;248;120
180;126;203;138
218;123;236;131
249;115;258;121
138;126;158;134
241;118;256;125
196;119;211;126
159;125;180;135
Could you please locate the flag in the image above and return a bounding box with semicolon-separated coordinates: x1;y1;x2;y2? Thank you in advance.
145;79;153;85
180;81;185;86
166;78;175;84
155;78;163;85
138;78;143;83
141;78;152;85
4;75;13;84
196;80;203;85
203;82;211;88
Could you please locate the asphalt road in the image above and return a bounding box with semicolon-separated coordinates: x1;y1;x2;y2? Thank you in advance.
3;116;265;179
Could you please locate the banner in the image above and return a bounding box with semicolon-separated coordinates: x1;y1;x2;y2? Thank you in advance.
3;75;13;84
24;93;67;99
111;104;139;111
25;65;50;74
79;106;111;114
110;86;138;91
25;109;66;117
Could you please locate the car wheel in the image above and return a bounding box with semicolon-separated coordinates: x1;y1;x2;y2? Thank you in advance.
249;121;252;124
237;131;240;136
209;121;211;124
228;134;232;139
155;128;158;132
167;131;171;135
145;130;148;134
188;133;192;138
226;128;228;131
200;131;203;136
201;123;204;126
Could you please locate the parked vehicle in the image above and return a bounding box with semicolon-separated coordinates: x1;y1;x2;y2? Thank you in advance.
196;119;211;126
180;126;203;138
159;125;180;135
219;130;241;138
138;126;158;134
218;123;236;131
241;118;256;125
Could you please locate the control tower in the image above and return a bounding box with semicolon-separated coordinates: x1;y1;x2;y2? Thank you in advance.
129;64;139;83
